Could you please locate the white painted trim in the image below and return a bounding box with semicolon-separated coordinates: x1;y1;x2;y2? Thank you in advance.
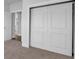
27;0;70;8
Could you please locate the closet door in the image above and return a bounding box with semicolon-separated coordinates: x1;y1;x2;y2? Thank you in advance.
31;6;48;49
31;3;72;56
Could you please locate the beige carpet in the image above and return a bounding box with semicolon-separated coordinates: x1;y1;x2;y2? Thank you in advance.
4;40;72;59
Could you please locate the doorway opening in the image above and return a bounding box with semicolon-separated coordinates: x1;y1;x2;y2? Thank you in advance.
11;12;22;41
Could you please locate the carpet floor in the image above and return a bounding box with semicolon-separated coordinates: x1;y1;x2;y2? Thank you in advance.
4;40;72;59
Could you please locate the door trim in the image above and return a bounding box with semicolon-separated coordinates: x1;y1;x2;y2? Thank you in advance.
29;0;75;57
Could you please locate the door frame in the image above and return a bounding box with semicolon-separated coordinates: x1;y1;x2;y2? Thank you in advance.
29;0;75;56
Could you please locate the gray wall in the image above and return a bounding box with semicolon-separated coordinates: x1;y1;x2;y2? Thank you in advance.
4;3;11;41
10;1;22;12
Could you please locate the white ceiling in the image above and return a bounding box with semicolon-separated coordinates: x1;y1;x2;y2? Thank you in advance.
4;0;22;5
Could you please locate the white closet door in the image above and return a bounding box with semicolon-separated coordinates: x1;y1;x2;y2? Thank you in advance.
31;3;72;56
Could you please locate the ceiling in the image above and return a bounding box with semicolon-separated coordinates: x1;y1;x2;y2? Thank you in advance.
4;0;22;5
